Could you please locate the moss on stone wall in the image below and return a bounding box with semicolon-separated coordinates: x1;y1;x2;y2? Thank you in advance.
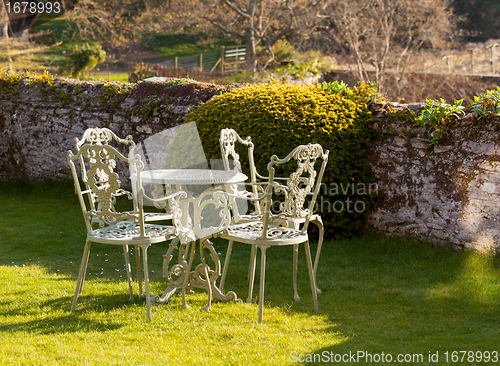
0;69;240;123
0;70;243;180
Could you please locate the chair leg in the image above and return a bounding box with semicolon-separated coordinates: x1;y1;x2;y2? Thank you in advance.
140;245;152;321
293;244;300;301
71;240;91;313
247;244;257;304
292;221;301;301
123;245;134;302
312;217;324;294
134;245;143;298
219;240;233;293
304;240;319;314
258;246;269;324
248;244;256;283
200;239;212;312
181;241;196;309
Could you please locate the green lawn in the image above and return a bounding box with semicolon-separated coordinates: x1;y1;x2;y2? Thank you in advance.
88;71;130;84
30;18;238;75
1;180;499;365
144;32;237;58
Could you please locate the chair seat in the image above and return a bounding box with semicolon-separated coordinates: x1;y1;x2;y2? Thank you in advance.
236;213;263;223
236;213;319;225
220;221;308;245
90;220;176;244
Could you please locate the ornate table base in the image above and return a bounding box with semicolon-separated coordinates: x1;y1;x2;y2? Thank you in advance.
151;237;241;310
141;170;247;311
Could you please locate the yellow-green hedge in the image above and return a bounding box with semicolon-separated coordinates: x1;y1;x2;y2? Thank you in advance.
186;81;380;237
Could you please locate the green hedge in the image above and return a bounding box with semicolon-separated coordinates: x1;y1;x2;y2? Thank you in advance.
186;81;381;238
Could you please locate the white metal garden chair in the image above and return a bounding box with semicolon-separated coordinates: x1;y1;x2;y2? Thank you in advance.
74;128;174;301
219;128;328;297
68;127;182;321
217;143;329;323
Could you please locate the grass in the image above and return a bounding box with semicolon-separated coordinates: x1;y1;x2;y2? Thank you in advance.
88;71;130;83
144;32;237;58
28;19;239;75
1;180;500;365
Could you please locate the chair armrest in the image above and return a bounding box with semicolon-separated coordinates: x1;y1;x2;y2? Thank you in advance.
254;175;309;184
215;189;271;203
139;189;188;205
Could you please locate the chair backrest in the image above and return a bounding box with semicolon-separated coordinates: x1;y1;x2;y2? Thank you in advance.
74;127;145;207
260;143;329;236
75;127;135;151
219;128;261;182
168;189;232;244
68;130;147;237
75;127;137;178
220;128;265;218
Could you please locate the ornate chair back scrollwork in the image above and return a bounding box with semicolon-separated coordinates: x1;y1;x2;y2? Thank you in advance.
273;144;329;295
270;144;327;224
217;143;329;323
219;128;266;221
68;127;177;321
75;127;172;223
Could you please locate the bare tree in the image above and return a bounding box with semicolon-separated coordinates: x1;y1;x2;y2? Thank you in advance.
321;0;456;93
64;0;120;41
196;0;326;72
64;0;184;50
61;0;326;71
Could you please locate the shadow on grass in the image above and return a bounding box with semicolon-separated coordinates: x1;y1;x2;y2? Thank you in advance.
212;234;500;359
276;236;500;364
0;314;124;334
0;294;128;333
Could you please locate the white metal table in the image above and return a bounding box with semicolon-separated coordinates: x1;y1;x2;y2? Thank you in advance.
139;168;247;186
132;169;247;309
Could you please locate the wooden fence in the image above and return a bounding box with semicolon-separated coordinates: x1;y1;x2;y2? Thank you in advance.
220;45;246;73
127;62;233;83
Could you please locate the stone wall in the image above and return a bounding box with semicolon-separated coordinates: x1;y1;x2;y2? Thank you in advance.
2;77;500;251
366;102;500;251
0;76;233;181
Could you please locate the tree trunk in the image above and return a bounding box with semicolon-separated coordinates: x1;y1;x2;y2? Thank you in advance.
245;27;257;72
1;0;9;38
1;22;8;38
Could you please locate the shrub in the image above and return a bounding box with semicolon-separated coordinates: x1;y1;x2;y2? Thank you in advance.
129;64;157;83
186;81;380;238
415;98;465;145
68;43;106;78
470;86;500;122
318;80;384;104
